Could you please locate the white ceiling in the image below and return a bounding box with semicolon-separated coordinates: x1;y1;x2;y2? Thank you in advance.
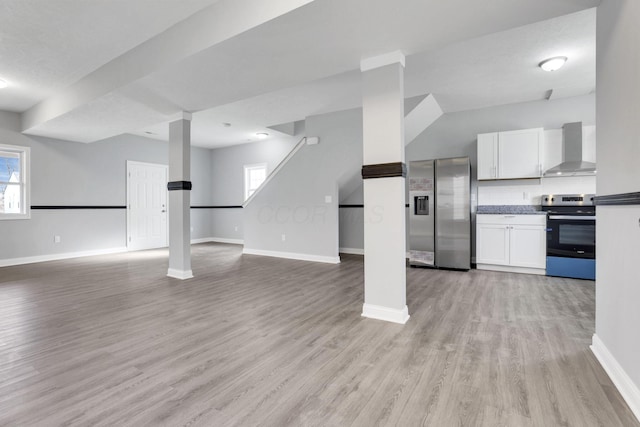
0;0;598;148
0;0;219;112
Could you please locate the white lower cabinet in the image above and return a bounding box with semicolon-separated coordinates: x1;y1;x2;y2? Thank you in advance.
476;214;546;275
476;224;510;265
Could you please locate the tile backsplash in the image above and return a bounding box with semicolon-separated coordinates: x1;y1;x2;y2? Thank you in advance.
478;175;596;206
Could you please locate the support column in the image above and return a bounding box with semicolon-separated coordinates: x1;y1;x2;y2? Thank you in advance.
360;51;409;324
167;112;193;280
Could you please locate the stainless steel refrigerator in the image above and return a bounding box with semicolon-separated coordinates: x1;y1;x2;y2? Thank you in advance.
408;157;470;270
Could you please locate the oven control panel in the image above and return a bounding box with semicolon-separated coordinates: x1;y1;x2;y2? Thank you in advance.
541;194;595;207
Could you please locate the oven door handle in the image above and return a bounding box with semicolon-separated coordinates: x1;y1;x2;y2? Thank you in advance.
548;215;596;220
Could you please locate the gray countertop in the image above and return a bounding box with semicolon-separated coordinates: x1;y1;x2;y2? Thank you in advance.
476;205;546;215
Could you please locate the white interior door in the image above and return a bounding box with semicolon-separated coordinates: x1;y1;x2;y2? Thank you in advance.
127;161;168;251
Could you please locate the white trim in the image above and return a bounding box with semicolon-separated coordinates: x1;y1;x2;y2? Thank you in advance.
191;237;244;245
339;247;364;255
0;144;30;220
242;247;340;264
362;303;410;324
243;162;268;201
0;247;128;268
476;264;546;276
167;268;194;280
360;50;405;72
243;136;307;207
591;334;640;422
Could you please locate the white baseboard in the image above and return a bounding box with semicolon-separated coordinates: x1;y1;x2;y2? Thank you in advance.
0;247;128;268
591;334;640;422
191;237;244;245
362;303;410;324
476;264;546;276
167;268;194;280
190;237;213;244
339;247;364;255
339;248;411;258
242;248;340;264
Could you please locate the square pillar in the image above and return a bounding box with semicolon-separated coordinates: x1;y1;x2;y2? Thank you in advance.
360;51;409;324
167;112;193;280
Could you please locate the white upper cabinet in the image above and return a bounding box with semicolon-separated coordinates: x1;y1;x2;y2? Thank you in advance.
477;132;498;180
477;128;544;180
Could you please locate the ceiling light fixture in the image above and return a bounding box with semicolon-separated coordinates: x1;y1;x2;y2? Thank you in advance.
0;78;8;89
256;132;269;139
539;56;567;72
223;122;231;127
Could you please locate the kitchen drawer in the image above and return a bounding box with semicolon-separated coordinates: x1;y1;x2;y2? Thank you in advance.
476;214;546;226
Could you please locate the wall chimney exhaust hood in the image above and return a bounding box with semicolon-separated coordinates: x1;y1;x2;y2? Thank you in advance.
543;122;596;177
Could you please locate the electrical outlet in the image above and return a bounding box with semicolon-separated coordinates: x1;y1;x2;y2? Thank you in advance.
190;227;194;232
281;234;286;241
234;226;239;232
325;195;332;203
54;235;61;243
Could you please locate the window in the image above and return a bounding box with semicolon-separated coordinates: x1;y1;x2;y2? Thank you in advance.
244;163;267;200
0;144;30;220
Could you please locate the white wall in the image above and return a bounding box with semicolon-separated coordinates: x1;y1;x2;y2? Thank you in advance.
0;110;213;264
243;108;363;262
592;0;640;420
190;145;215;240
208;133;301;241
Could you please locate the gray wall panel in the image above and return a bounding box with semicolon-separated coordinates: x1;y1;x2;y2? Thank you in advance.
594;0;640;402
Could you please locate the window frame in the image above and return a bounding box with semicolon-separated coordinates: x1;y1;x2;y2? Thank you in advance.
244;163;267;201
0;144;30;220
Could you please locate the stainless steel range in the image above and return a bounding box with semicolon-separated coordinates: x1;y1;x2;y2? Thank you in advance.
541;194;595;280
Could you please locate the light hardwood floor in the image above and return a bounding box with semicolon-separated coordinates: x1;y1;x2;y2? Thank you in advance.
0;243;637;427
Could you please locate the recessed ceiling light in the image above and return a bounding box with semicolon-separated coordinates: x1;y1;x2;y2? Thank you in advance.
0;79;8;89
256;132;269;139
539;56;567;72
